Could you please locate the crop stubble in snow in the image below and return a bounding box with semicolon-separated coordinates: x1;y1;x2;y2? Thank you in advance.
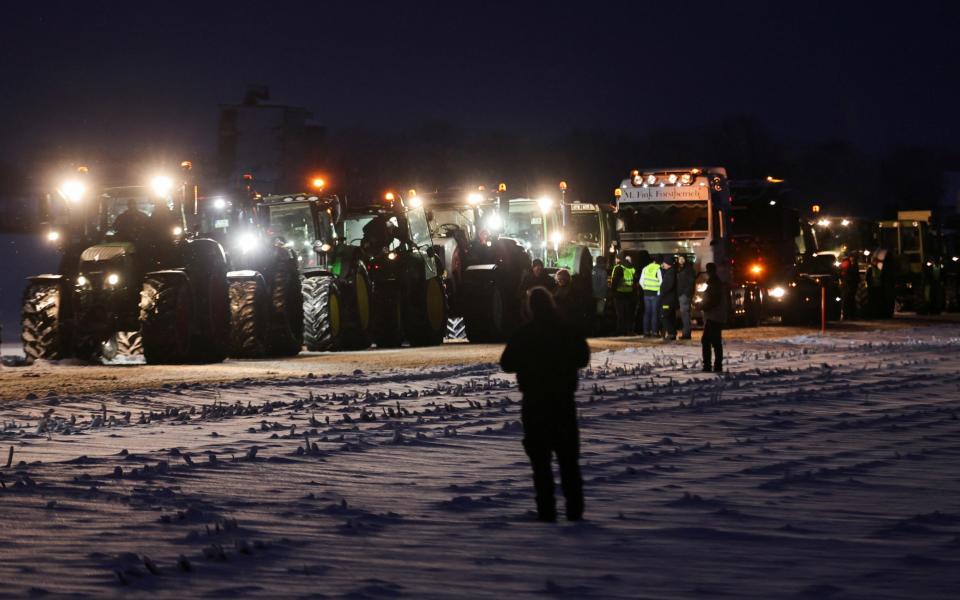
1;325;960;598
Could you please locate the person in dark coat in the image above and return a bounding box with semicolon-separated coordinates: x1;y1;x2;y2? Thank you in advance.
675;255;695;339
700;262;729;372
520;259;556;293
112;198;150;243
501;287;590;522
659;256;678;340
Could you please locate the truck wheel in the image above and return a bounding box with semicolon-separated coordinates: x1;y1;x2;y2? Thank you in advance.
303;276;343;351
21;280;64;361
229;278;269;358
140;276;194;364
267;269;303;356
339;265;372;350
406;277;447;346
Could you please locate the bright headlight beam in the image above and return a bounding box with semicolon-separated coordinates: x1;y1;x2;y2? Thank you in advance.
768;286;786;299
106;273;120;286
537;196;553;214
485;213;503;231
150;175;174;198
59;179;86;203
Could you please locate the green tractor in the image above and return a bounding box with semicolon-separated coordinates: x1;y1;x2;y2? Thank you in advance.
340;192;446;347
192;183;373;354
255;192;372;352
22;166;231;364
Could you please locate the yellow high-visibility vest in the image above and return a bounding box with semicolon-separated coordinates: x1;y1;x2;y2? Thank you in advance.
641;263;661;292
615;265;636;293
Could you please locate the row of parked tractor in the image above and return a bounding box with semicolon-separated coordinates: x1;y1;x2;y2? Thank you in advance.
22;163;960;365
22;165;588;364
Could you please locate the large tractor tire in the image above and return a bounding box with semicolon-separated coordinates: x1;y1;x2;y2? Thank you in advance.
371;284;403;348
406;276;447;347
229;278;270;358
267;269;304;357
464;283;505;343
338;266;372;350
100;331;143;362
21;280;65;361
140;275;195;364
191;272;231;363
303;276;343;351
446;316;467;340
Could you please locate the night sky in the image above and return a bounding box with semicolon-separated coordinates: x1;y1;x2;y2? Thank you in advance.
1;1;958;166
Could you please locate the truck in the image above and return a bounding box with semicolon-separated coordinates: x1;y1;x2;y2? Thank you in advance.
614;167;763;326
726;180;840;325
22;165;232;364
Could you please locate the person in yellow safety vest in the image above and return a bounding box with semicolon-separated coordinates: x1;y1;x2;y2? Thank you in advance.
640;255;663;336
610;253;637;335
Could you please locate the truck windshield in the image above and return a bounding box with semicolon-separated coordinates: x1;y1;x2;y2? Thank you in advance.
617;201;708;233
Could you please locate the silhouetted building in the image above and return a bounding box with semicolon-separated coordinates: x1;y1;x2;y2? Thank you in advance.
217;86;326;193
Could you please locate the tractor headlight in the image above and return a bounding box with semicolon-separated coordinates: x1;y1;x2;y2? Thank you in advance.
76;275;89;287
387;251;397;260
485;213;503;231
106;273;120;287
150;175;174;198
768;286;786;299
237;232;259;254
172;226;183;236
696;282;708;292
58;179;86;203
46;230;61;242
320;243;332;252
550;231;563;248
212;197;227;210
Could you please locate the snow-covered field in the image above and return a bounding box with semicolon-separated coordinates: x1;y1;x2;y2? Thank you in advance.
2;325;960;598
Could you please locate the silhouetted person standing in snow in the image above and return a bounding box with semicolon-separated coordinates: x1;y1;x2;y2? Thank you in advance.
501;287;590;522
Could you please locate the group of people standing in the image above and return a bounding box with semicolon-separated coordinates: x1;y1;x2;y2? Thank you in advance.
608;253;697;340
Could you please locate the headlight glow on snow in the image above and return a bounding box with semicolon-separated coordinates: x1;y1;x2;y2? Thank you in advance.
769;286;787;299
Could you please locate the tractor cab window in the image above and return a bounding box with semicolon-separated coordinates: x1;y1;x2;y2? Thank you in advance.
568;211;601;246
264;203;316;261
429;206;476;239
900;224;921;254
406;206;432;248
100;191;158;237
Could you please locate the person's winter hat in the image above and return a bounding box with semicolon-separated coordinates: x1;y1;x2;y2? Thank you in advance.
662;255;674;266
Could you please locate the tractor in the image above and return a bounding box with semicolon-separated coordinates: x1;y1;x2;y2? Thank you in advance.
22;165;231;364
419;186;535;343
341;192;446;347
